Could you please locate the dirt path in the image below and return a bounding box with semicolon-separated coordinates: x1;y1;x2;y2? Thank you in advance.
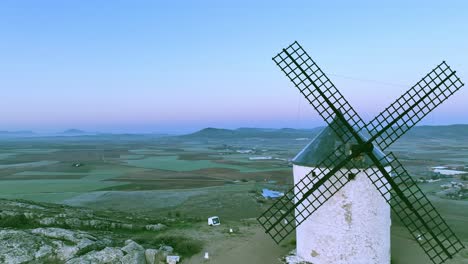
183;223;291;264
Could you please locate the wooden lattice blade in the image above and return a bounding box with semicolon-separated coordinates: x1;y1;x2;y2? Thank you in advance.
365;153;465;264
365;61;464;150
272;41;370;143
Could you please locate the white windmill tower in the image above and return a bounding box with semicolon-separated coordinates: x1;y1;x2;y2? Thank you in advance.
292;117;391;263
258;41;465;264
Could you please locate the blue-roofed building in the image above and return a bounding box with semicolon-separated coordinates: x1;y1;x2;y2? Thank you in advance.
262;188;284;199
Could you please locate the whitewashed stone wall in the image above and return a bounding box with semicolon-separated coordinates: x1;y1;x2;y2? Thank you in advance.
293;164;391;264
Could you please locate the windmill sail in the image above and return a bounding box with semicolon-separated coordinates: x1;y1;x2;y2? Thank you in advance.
273;41;368;142
365;153;464;264
365;61;464;150
260;41;465;263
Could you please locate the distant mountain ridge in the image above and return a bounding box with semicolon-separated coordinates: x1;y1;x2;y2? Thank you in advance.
1;124;468;139
182;127;324;139
0;130;35;135
182;124;468;140
61;129;87;134
403;124;468;139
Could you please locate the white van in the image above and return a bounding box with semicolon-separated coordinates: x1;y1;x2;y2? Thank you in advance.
208;216;220;226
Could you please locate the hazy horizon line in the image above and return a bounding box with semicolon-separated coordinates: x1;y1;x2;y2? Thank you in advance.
3;122;468;136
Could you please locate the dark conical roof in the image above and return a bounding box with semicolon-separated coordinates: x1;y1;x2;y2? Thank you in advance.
292;118;389;168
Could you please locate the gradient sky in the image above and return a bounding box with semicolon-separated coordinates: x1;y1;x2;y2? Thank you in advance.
1;1;467;133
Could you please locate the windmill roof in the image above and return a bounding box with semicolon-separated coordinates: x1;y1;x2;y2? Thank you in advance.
292;118;389;168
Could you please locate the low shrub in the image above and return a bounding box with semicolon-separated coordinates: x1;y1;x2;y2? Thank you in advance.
0;214;31;228
136;235;203;258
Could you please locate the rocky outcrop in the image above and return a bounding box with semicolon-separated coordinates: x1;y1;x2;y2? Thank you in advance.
0;199;180;264
0;229;51;264
66;247;124;264
0;199;165;232
0;228;112;263
0;228;177;264
144;249;159;264
145;224;166;231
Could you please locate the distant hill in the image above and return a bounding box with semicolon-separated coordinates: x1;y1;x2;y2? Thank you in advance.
402;124;468;140
61;129;87;134
0;130;35;137
0;130;34;135
181;124;468;140
1;124;467;140
181;127;324;139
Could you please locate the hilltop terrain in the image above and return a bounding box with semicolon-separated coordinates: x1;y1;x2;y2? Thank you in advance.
0;124;467;263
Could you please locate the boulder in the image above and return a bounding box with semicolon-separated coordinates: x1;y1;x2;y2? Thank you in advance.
35;244;54;259
145;224;166;231
121;250;146;264
119;240;146;264
122;240;145;254
51;240;82;261
89;219;109;229
65;218;82;228
0;229;45;263
0;210;19;217
23;212;35;219
39;217;56;225
0;227;116;263
145;249;159;264
33;228;96;242
66;247;124;264
159;245;173;253
31;228;101;261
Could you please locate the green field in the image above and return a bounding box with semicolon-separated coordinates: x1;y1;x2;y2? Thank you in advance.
0;130;467;263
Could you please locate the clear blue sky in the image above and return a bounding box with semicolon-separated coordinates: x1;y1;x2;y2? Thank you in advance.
1;1;467;133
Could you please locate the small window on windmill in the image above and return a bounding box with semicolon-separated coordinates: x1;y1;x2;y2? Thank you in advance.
208;216;220;226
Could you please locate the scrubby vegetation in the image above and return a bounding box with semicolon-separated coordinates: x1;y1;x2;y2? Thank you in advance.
0;214;32;228
134;235;203;257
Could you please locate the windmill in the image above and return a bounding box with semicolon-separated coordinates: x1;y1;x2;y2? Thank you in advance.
258;41;465;264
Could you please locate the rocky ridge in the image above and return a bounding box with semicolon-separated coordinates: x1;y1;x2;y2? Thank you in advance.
0;199;181;264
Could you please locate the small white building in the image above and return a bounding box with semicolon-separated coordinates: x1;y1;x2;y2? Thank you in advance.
208;216;220;226
249;156;273;160
236;149;254;154
291;120;391;264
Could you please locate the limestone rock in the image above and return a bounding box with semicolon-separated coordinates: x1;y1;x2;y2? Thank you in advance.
121;250;146;264
35;244;54;259
159;245;173;253
122;240;144;254
0;227;116;263
32;228;96;242
145;224;166;231
66;247;124;264
0;229;43;264
145;249;159;264
65;218;82;228
31;228;102;261
39;217;56;225
23;212;35;219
